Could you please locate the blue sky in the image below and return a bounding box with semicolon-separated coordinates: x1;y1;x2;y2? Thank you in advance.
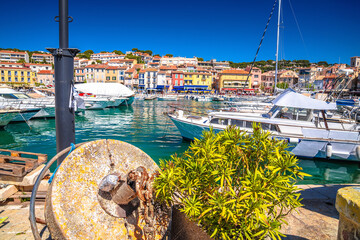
0;0;359;64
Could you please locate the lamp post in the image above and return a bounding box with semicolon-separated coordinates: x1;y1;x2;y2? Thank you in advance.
47;0;80;165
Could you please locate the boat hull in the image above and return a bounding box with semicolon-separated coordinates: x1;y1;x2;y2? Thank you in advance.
168;115;360;162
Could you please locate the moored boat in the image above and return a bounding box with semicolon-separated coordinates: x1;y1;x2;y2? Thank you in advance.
168;89;360;162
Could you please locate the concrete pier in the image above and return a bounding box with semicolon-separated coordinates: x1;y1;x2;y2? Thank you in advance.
0;184;358;239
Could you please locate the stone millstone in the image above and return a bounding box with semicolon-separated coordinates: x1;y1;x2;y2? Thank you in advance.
45;139;170;239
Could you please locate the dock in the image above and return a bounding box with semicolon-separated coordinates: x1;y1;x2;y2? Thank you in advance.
0;184;357;239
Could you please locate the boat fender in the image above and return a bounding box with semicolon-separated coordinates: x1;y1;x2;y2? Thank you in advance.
289;138;299;144
326;142;333;158
356;146;360;160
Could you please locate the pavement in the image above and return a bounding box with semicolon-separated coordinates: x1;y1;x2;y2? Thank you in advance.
0;184;358;240
281;184;360;240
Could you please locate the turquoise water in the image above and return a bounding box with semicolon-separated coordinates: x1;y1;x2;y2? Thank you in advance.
1;99;360;184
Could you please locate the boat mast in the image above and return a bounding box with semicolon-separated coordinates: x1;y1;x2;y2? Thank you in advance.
274;0;281;94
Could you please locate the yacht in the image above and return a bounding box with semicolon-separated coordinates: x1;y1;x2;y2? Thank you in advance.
0;87;54;121
168;89;360;162
0;109;20;127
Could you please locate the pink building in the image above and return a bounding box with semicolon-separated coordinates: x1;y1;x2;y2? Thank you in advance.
245;66;262;89
37;70;54;86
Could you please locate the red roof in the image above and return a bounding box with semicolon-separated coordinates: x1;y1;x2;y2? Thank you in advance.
221;70;249;74
0;50;27;55
38;70;54;74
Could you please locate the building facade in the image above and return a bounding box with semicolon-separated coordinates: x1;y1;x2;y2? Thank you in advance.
0;66;35;86
351;57;360;68
0;50;29;63
31;53;54;64
218;70;251;91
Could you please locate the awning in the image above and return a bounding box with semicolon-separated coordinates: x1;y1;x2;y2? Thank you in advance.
222;88;238;91
272;88;337;110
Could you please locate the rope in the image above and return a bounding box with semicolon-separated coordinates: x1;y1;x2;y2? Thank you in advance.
48;143;76;184
243;0;278;90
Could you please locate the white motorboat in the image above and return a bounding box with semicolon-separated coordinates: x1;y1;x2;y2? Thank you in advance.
0;87;55;121
168;89;360;162
158;95;178;101
75;83;135;106
0;109;20;127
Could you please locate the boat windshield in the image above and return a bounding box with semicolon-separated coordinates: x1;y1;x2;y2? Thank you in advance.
274;107;312;121
262;106;280;118
0;93;31;99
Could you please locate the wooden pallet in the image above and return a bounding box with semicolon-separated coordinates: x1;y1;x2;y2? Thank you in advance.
0;149;47;181
6;191;47;204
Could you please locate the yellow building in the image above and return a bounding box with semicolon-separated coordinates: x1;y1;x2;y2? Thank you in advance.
183;72;213;91
218;70;252;91
0;66;36;86
105;66;119;83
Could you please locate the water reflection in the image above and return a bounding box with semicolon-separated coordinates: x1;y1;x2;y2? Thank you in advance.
0;99;359;184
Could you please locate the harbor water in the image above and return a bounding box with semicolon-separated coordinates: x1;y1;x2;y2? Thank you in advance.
1;99;360;185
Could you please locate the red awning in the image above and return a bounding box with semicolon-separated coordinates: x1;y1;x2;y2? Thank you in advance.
222;88;238;91
244;89;255;91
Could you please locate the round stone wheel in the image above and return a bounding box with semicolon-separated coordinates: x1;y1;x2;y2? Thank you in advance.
45;139;170;239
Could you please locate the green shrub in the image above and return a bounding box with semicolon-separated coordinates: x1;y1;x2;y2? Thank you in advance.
154;124;309;239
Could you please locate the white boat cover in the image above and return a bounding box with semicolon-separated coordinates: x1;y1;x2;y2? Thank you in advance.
74;83;134;97
272;88;337;110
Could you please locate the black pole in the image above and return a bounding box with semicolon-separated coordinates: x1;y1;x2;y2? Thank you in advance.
47;0;79;166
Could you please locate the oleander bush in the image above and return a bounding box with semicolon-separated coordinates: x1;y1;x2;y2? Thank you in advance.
154;124;309;239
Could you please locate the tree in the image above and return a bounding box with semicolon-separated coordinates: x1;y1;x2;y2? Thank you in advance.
100;51;107;53
154;125;308;239
113;50;124;55
42;59;48;64
96;60;102;64
125;54;144;63
154;54;161;57
165;54;173;57
17;59;26;63
317;61;329;67
197;57;204;61
144;50;153;56
132;48;139;52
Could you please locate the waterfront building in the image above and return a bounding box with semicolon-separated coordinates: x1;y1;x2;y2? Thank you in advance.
218;69;251;92
37;70;54;86
183;72;213;91
314;76;325;90
277;70;299;88
90;52;124;63
0;50;29;63
84;64;107;83
117;66;127;85
0;62;24;68
74;58;93;68
105;66;120;83
351;57;360;68
0;66;35;86
171;71;184;91
125;68;137;89
108;59;136;68
31;53;54;64
140;68;158;90
298;67;318;83
261;71;275;92
160;57;198;66
198;59;230;71
156;71;169;91
245;66;262;90
74;67;85;83
24;63;52;73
